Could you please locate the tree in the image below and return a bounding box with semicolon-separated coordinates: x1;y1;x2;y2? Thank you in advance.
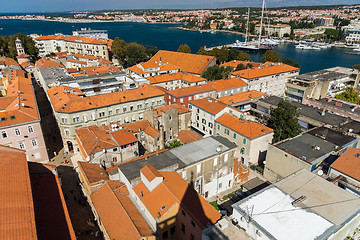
228;48;239;61
335;87;360;104
7;33;39;59
197;47;208;55
177;44;191;53
201;65;232;81
237;51;251;61
324;28;342;42
111;37;127;64
209;46;228;64
261;49;281;63
281;57;300;68
267;100;301;143
235;63;246;71
353;64;360;71
125;42;147;67
56;45;61;52
145;45;159;58
165;140;182;149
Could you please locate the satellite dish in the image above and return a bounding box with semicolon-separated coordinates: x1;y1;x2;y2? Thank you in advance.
317;170;323;176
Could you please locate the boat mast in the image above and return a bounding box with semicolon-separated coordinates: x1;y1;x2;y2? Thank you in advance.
245;8;250;44
258;0;265;47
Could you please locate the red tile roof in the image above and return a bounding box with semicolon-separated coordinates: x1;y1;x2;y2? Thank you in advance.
209;78;247;91
133;167;221;228
331;148;360;181
167;83;215;98
221;60;261;69
75;124;138;155
156;103;189;117
150;50;215;75
35;57;64;68
216;113;273;139
0;70;40;128
189;97;227;115
1;57;20;66
218;90;266;105
35;35;108;45
148;72;206;85
48;84;164;113
78;161;109;184
177;130;202;144
91;182;154;239
232;62;299;79
141;165;162;182
0;145;37;240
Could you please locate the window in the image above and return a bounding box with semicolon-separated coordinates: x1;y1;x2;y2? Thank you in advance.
83;114;88;122
219;183;222;189
217;124;220;130
169;115;172;121
182;210;186;217
182;171;187;179
243;138;247;144
64;129;70;136
170;227;176;236
208;122;213;128
189;96;192;101
73;116;80;123
116;108;120;114
202;119;206;124
233;133;237;139
196;115;199;121
180;98;183;103
15;128;21;136
191;234;195;240
1;131;7;138
19;141;25;149
152;100;155;106
123;107;127;112
61;117;68;123
191;221;195;228
157;100;162;105
229;109;233;114
31;139;38;147
241;147;245;154
181;223;185;234
99;111;105;118
137;104;142;110
28;126;34;133
162;231;168;240
214;157;218;167
130;105;134;111
112;157;117;162
225;129;229;135
196;123;199;127
109;109;113;116
197;164;201;174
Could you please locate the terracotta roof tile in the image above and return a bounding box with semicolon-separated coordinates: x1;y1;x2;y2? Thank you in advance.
141;165;162;182
189;97;227;115
35;58;64;68
232;62;299;79
209;78;247;91
133;167;221;228
0;146;37;240
331;148;360;181
91;182;154;239
122;120;151;133
221;60;261;69
48;84;164;113
35;35;108;45
1;57;19;66
167;83;215;98
78;161;109;184
218;90;266;105
148;72;205;85
216;113;273;139
156;103;189;117
144;126;160;138
177;130;202;144
150;50;215;75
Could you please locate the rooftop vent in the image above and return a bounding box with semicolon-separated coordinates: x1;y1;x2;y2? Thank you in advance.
301;156;307;160
161;205;166;210
356;153;360;158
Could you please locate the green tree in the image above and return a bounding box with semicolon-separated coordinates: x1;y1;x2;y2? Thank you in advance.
0;36;8;56
111;37;127;64
228;48;240;61
335;87;360;104
209;46;229;64
201;65;232;81
56;45;61;52
324;28;342;42
247;63;254;69
125;42;147;67
7;33;39;59
197;47;208;55
235;63;246;71
281;57;301;68
237;51;251;61
145;45;159;58
177;44;191;53
267;100;301;143
261;49;282;63
353;64;360;71
165;140;182;149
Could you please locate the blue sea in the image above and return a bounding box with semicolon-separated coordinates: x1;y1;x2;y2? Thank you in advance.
0;19;359;73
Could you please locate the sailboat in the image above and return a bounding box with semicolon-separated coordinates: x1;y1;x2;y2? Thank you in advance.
231;0;271;52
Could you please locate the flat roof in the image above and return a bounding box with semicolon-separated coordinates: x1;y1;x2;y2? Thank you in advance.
292;69;348;82
233;169;360;240
259;96;348;126
307;127;355;147
276;133;337;163
170;135;237;165
118;151;185;181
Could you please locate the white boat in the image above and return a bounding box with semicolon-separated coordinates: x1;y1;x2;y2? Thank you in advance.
295;43;321;50
354;48;360;52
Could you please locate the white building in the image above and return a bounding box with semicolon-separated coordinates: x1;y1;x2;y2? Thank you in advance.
232;169;360;240
72;28;108;39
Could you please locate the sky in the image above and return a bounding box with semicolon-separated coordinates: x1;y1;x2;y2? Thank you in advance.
1;0;360;13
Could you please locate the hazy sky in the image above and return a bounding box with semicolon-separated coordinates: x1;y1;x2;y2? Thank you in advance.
2;0;360;12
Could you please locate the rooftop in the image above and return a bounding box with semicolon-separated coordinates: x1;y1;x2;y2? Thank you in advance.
78;161;109;184
208;78;247;91
330;147;360;181
150;50;215;75
218;90;266;105
35;34;109;45
189;97;227;115
233;169;360;240
232;62;299;79
216;113;273;139
147;72;205;84
291;69;349;83
48;84;164;113
167;82;215;98
221;60;261;69
133;167;221;228
177;130;202;144
0;145;37;240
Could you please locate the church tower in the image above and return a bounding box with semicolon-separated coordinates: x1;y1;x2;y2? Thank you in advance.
15;38;25;55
